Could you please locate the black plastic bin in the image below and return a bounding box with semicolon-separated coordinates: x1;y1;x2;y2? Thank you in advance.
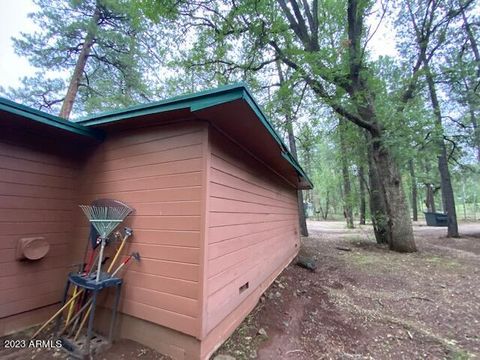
424;212;448;227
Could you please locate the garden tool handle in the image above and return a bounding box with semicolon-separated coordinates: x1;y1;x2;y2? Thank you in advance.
30;289;84;339
107;227;132;273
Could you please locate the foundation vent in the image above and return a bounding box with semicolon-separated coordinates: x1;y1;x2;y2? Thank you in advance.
239;282;249;294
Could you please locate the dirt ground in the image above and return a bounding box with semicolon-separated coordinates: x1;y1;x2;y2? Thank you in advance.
0;327;170;360
215;221;480;360
2;221;479;359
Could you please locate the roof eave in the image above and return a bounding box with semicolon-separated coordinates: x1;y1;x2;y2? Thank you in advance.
74;84;246;127
240;89;314;189
0;98;104;141
72;83;313;189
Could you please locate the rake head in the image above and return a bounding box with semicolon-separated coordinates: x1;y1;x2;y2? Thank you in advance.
79;199;133;239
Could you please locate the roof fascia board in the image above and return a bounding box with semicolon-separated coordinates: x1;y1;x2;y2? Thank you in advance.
76;102;191;126
76;87;244;127
190;91;243;111
241;89;314;189
0;98;103;140
75;84;246;125
281;151;313;189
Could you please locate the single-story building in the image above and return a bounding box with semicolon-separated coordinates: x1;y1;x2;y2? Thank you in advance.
0;84;312;359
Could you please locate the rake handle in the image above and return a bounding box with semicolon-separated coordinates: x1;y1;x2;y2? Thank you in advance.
74;305;92;341
65;286;78;325
107;228;132;273
95;239;107;282
60;296;93;335
110;257;130;277
30;289;84;339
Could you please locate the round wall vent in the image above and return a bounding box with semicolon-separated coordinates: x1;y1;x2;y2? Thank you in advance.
16;237;50;261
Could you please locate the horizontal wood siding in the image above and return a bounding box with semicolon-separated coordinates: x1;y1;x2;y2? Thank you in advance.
205;128;300;334
75;121;205;337
0;131;82;319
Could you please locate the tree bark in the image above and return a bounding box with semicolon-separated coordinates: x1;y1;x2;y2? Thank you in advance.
286;113;308;237
59;6;100;119
276;61;308;236
366;133;390;245
408;159;418;221
358;164;366;225
285;113;308;236
423;63;459;237
318;191;330;220
324;191;329;220
347;0;415;251
425;184;437;213
469;106;480;163
461;6;480;78
339;119;354;228
461;8;480;162
372;136;417;251
286;127;308;236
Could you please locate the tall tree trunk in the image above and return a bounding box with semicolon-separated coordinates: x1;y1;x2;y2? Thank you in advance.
358;164;366;225
461;9;480;162
369;131;416;252
318;191;330;220
423;64;459;237
276;61;308;236
288;133;308;236
341;159;354;228
408;159;418;221
339;119;354;228
425;184;437;213
275;0;416;251
286;119;308;236
59;6;100;119
468;106;480;163
324;191;329;220
282;116;307;236
366;133;390;245
474;193;478;221
304;146;313;204
461;6;480;78
346;0;415;251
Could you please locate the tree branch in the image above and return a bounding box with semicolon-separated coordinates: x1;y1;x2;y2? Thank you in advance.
269;41;373;132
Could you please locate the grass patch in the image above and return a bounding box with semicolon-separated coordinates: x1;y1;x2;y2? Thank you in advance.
424;255;460;269
348;252;384;267
449;349;472;360
344;235;367;244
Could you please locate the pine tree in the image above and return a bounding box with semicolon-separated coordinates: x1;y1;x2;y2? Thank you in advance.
3;0;157;118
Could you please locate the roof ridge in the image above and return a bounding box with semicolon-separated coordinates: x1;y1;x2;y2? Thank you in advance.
74;82;247;123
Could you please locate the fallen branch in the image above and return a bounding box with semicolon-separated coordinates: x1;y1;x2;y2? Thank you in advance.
286;349;306;355
410;296;433;302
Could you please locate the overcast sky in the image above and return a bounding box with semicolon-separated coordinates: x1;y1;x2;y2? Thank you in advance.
0;0;398;91
0;0;38;89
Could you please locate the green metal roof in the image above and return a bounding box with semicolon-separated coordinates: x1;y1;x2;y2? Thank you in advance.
75;83;313;188
75;83;246;125
0;84;312;188
0;97;103;140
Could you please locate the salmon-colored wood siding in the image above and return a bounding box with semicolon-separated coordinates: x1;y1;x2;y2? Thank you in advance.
204;127;300;335
74;121;206;338
0;128;83;319
0;109;303;359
